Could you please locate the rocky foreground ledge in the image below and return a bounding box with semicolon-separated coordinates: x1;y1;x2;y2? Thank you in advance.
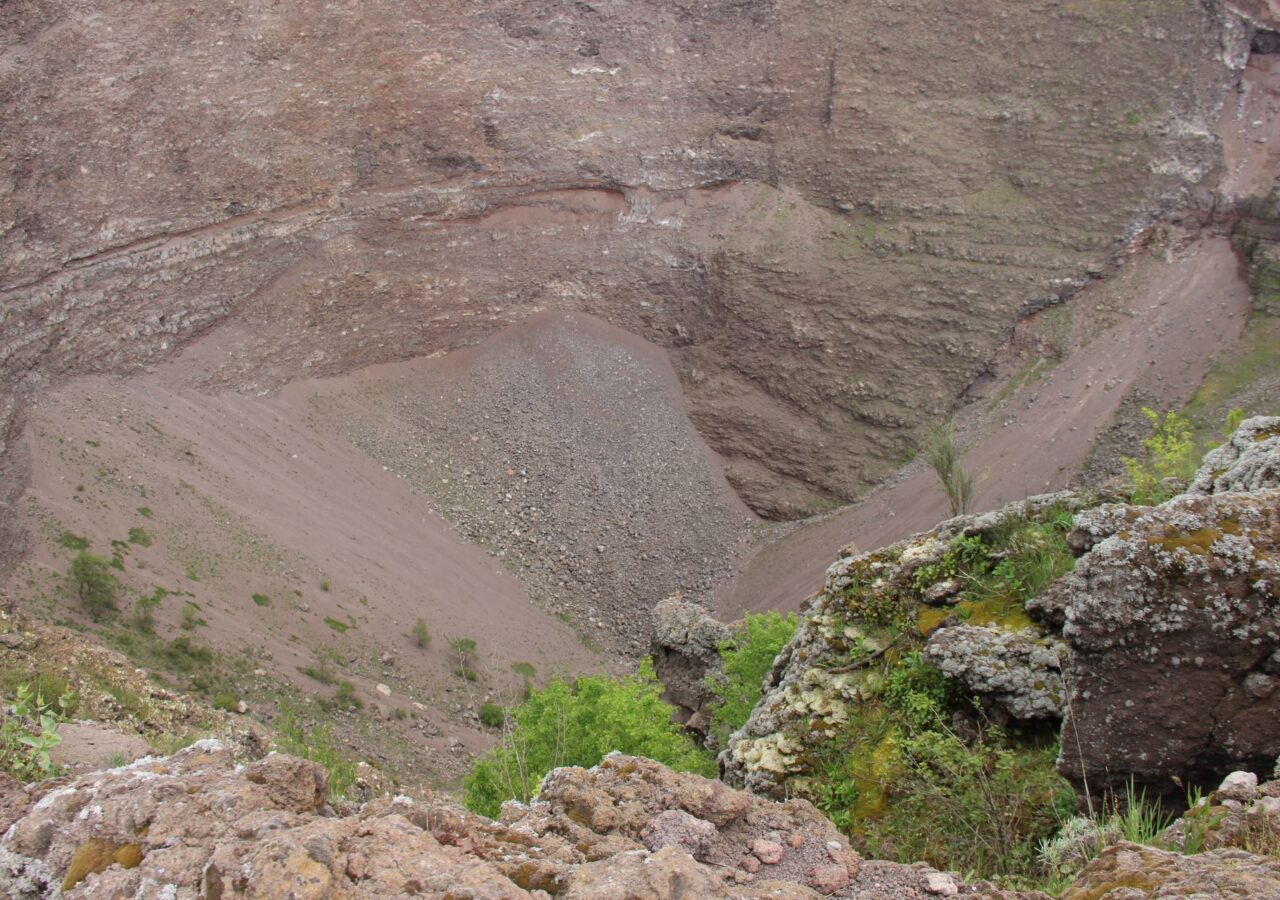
3;741;1279;899
0;740;1008;899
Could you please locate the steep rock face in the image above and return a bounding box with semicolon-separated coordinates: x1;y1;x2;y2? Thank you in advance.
1053;489;1280;799
0;743;1024;899
0;0;1246;520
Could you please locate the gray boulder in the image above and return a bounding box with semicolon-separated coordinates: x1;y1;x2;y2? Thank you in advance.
1055;488;1280;799
649;596;733;741
1186;415;1280;496
923;625;1067;720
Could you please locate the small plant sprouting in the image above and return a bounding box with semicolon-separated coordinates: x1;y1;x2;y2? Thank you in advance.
412;618;431;649
450;637;478;681
319;578;331;592
251;593;272;608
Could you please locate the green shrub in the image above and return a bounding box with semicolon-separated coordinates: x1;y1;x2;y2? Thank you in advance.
706;611;799;747
127;527;152;547
463;659;714;817
411;618;431;648
212;692;238;712
69;551;119;618
1122;408;1196;504
479;702;505;728
319;579;331;592
251;593;272;608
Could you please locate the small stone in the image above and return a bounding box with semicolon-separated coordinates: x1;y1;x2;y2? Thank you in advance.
751;839;784;865
924;871;959;895
0;632;24;649
809;863;850;894
1218;771;1259;803
235;700;249;714
740;855;760;874
375;683;392;697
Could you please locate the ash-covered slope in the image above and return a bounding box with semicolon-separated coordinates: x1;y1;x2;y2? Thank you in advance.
0;0;1249;523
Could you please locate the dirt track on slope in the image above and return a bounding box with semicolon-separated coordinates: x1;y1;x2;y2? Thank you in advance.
715;234;1252;617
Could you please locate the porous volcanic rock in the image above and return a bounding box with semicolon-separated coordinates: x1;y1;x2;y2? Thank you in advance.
1061;841;1280;899
650;596;734;739
0;743;1017;899
1054;489;1280;799
1186;414;1280;495
922;625;1067;721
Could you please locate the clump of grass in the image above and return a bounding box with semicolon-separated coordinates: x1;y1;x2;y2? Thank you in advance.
212;692;239;713
319;579;331;593
273;706;357;801
323;616;348;633
59;532;90;552
251;593;272;608
923;422;975;517
136;507;153;519
180;602;206;631
127;527;152;548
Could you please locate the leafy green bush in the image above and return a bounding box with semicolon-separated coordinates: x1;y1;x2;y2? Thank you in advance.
127;526;152;547
463;659;714;817
69;551;120;618
0;684;72;782
706;611;799;747
252;593;272;608
212;692;238;712
1123;408;1196;504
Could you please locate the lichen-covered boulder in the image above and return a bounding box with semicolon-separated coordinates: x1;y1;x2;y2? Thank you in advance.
720;492;1085;797
650;596;734;740
922;625;1067;720
1055;489;1280;799
1061;841;1280;899
1186;414;1280;495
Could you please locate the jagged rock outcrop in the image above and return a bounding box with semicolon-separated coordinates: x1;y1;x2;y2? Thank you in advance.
720;492;1086;796
650;596;733;739
0;742;1022;899
922;626;1066;721
1053;488;1280;799
1186;414;1280;495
